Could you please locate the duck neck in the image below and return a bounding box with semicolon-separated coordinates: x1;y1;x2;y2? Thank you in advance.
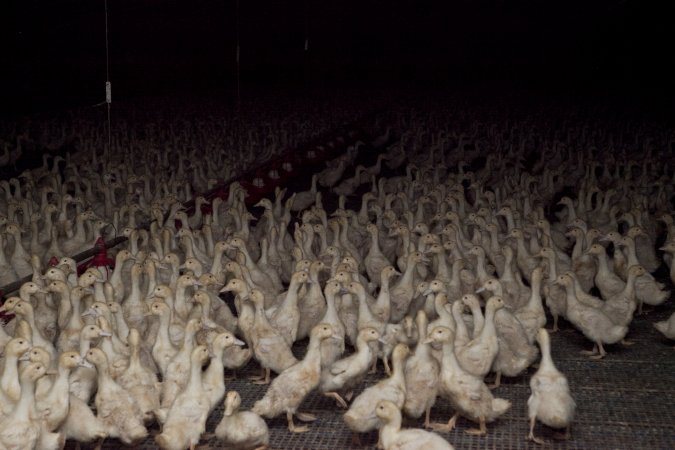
440;339;462;373
14;376;37;420
538;332;555;369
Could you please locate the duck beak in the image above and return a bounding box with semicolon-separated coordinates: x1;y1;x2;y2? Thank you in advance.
233;338;245;346
331;334;344;341
19;351;32;361
475;287;485;294
99;331;112;337
377;337;388;344
81;308;97;317
422;288;432;296
78;359;94;369
422;337;434;345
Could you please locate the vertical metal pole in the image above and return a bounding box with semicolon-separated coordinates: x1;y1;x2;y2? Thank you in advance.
104;0;111;150
235;0;241;110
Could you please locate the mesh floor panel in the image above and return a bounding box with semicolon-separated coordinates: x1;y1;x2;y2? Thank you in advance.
67;298;675;450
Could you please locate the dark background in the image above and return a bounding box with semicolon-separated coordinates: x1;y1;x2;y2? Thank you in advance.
1;0;673;116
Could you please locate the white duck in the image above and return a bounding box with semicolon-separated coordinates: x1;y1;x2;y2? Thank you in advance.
215;390;270;450
527;328;576;444
155;345;211;450
376;400;455;450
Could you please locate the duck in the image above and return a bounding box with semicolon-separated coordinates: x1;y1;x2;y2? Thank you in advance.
555;273;628;359
1;337;33;403
252;323;339;433
155;345;211;450
585;243;625;300
296;260;328;340
317;279;346;369
372;266;400;323
344;343;410;438
654;311;675;349
117;328;161;424
527;328;576;444
247;288;298;385
365;223;393;286
267;270;309;346
491;298;539;389
618;236;670;311
68;323;110;403
403;310;440;428
390;251;428;323
0;362;48;450
202;331;245;413
376;400;455;450
148;300;179;377
158;318;203;419
33;351;86;433
215;390;270;450
320;327;380;408
453;296;502;378
84;347;148;445
424;326;511;435
514;266;547;344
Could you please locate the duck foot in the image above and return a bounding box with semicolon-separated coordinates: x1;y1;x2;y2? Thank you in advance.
248;366;266;382
429;412;458;432
588;342;607;360
527;431;546;445
287;412;309;433
464;416;486;436
345;391;354;402
296;412;317;422
324;391;348;408
621;339;635;346
251;368;271;385
553;426;572;440
488;372;502;390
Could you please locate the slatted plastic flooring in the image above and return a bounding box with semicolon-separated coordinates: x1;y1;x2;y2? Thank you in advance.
68;295;675;450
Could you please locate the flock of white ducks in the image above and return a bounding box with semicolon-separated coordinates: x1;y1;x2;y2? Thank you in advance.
0;99;674;450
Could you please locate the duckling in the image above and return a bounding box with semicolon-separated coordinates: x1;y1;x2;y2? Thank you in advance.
376;400;455;450
403;310;440;428
320;327;380;408
252;323;339;433
117;328;160;424
527;328;576;444
654;311;675;349
555;273;628;359
344;343;410;438
0;362;47;450
424;326;511;435
85;347;148;445
215;390;270;450
155;345;211;450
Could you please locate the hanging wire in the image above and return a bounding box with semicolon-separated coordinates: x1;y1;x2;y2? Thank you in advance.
235;0;241;110
104;0;112;150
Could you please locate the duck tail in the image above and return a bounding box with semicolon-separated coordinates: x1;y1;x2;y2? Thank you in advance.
492;398;512;417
